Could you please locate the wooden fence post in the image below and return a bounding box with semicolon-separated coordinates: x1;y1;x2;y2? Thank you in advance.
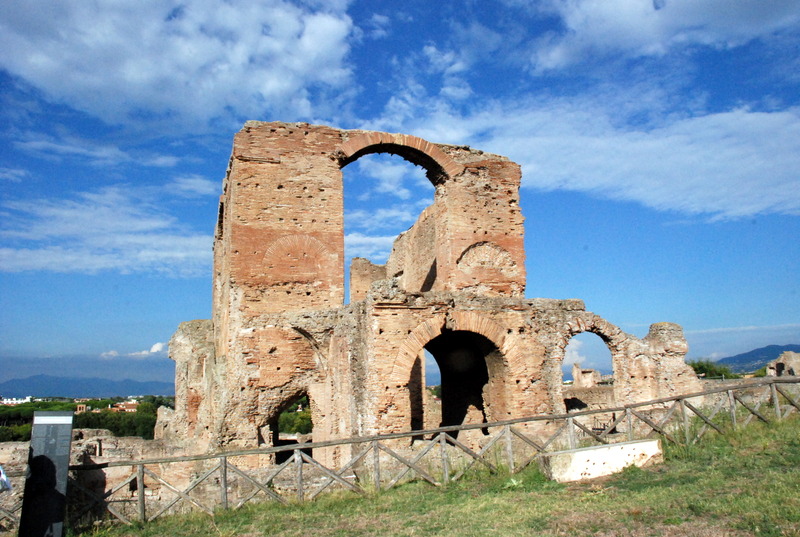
566;417;576;449
625;408;634;441
372;441;381;492
504;425;514;473
294;450;304;502
220;456;228;510
136;463;146;523
728;390;737;430
680;399;690;444
770;382;782;420
439;434;449;485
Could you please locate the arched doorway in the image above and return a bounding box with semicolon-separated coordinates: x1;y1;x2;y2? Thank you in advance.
265;390;314;463
562;332;615;412
424;329;506;434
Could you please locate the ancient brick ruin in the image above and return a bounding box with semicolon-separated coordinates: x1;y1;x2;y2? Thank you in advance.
157;121;701;462
767;352;800;377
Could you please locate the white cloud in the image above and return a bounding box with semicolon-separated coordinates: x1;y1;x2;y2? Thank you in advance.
0;186;212;276
144;155;181;168
563;339;585;367
0;167;28;182
531;0;800;70
168;175;220;197
347;153;432;201
365;13;390;39
14;137;131;166
508;106;800;219
100;350;119;358
562;333;614;373
346;207;421;231
377;93;800;220
685;323;800;336
0;0;355;130
14;133;180;168
344;232;397;262
128;342;167;357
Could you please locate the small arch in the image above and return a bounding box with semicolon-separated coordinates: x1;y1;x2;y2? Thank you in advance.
561;333;616;412
337;132;465;184
265;391;314;463
547;315;629;413
556;315;628;352
456;241;515;268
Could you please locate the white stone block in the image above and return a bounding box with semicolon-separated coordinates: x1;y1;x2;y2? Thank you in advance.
538;439;662;482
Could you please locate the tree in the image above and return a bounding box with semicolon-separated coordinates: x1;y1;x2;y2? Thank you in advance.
688;359;740;379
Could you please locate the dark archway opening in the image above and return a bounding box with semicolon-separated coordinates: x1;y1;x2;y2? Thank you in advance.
424;330;502;435
564;397;588;412
265;392;313;464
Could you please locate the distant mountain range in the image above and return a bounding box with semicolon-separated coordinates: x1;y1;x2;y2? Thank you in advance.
716;344;800;373
0;374;174;398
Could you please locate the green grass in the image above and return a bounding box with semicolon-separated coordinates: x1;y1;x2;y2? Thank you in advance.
80;415;800;537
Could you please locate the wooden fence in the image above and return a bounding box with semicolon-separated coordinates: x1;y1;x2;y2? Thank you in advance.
1;377;798;532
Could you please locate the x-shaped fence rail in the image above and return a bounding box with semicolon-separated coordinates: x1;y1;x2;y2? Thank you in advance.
1;377;798;532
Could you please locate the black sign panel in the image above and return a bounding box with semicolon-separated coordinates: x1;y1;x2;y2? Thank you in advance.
18;411;74;537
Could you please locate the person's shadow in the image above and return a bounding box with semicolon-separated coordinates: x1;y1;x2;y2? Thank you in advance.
18;454;67;537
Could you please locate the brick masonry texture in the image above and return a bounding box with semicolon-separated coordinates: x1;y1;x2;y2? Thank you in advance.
157;122;702;464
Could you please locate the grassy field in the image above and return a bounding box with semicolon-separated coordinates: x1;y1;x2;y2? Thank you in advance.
82;416;800;537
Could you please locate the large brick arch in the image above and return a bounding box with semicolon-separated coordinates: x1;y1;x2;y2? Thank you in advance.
376;310;519;430
337;132;465;183
389;310;517;387
550;315;630;374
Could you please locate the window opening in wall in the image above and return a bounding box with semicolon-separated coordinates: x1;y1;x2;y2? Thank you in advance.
423;330;504;437
562;332;616;431
342;153;434;303
563;332;613;384
268;392;313;463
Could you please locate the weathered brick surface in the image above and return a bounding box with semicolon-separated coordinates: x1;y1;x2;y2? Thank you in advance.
159;122;701;463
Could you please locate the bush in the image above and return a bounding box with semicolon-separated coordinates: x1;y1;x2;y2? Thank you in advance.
278;409;312;434
0;423;32;441
73;407;158;439
688;359;740;379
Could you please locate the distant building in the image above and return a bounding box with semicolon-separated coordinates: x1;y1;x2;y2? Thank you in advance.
112;401;139;413
767;351;800;377
0;396;33;406
572;363;601;388
75;399;140;414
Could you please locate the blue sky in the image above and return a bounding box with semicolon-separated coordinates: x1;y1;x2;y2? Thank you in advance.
1;0;799;384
